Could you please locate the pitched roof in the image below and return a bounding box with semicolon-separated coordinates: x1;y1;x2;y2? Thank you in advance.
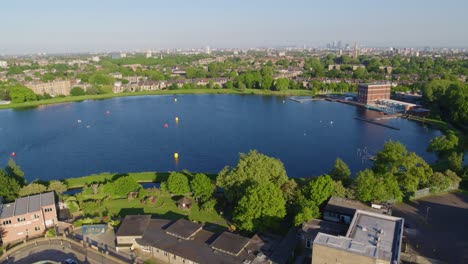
165;218;203;240
0;192;55;219
210;231;250;256
116;215;151;237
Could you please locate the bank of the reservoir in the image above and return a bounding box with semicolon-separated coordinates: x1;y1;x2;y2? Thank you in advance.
0;88;315;110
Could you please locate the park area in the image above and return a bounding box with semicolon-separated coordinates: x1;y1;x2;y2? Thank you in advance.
392;191;468;264
62;171;228;231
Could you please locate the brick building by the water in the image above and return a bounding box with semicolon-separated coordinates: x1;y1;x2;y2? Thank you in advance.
357;83;391;104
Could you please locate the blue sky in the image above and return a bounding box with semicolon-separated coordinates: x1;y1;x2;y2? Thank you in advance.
1;0;467;54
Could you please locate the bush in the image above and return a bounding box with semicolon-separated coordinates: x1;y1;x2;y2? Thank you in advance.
70;87;85;96
45;228;56;237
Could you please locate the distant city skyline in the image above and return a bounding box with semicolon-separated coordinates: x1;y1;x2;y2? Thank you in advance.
1;0;468;55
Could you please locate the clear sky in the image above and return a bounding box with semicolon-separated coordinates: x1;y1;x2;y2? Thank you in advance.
1;0;467;54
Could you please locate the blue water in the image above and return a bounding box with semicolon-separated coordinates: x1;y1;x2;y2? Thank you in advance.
0;95;444;182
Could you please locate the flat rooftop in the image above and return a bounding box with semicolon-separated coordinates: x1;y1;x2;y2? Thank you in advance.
375;98;417;107
314;210;404;262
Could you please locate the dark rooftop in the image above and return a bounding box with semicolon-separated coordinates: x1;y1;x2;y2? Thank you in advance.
0;192;55;219
324;196;387;217
164;218;203;240
136;219;272;264
210;231;251;256
116;215;151;237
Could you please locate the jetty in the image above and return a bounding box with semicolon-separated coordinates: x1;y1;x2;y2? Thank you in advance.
289;97;322;103
354;117;400;130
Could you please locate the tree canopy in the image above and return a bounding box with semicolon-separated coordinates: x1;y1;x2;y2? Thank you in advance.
103;175;140;197
217;150;288;203
0;169;21;201
47;180;67;194
167;172;190;195
329;158;351;185
233;182;286;232
190;173;215;202
19;183;47;197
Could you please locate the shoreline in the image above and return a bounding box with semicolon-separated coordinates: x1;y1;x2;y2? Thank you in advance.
0;88;316;110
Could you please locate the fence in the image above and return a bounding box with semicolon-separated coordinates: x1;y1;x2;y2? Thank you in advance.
412;184;459;200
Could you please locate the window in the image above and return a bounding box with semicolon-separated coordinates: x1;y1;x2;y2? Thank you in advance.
163;251;168;256
2;220;12;225
306;238;312;248
35;226;41;231
17;217;26;222
44;208;53;213
31;214;40;219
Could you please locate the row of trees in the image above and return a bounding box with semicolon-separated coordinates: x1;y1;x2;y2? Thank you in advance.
213;140;463;233
0;159;68;201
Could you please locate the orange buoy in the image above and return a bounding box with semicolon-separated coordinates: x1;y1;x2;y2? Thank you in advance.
164;123;169;128
11;152;16;157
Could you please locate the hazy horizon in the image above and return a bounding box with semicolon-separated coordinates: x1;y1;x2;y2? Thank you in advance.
1;0;468;55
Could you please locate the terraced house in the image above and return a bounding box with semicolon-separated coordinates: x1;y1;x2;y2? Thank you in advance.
0;192;57;244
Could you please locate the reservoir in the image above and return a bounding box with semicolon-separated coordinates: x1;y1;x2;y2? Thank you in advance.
0;95;443;182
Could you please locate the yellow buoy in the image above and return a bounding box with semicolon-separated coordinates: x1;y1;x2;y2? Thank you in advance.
175;117;179;122
174;152;179;159
174;98;177;102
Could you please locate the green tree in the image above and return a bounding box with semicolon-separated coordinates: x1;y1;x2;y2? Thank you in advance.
191;173;215;202
167;172;190;195
0;169;21;201
427;132;459;157
6;158;25;186
293;197;320;226
275;78;289;91
329;158;351;185
217;150;288;203
19;183;47;197
70;87;86;96
47;180;67;194
8;85;37;103
304;175;335;206
373;140;432;196
233;182;286;232
105;175;140;197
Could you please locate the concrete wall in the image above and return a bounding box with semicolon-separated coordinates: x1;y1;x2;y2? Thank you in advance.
312;244;390;264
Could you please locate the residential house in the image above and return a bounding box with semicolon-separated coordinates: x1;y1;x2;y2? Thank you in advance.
0;192;57;244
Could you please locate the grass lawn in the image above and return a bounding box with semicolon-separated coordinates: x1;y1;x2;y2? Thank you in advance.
64;172;159;188
100;191;228;227
64;171;218;188
0;88;315;110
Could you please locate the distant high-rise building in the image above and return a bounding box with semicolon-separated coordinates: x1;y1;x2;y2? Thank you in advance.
206;46;211;55
337;41;342;49
146;50;152;58
353;42;359;58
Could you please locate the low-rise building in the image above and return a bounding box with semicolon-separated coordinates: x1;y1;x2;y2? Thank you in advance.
117;216;292;264
0;192;57;244
323;196;391;225
312;210;404;264
25;80;72;96
0;61;7;68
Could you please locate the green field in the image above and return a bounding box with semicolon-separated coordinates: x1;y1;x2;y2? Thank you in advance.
0;88;315;110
